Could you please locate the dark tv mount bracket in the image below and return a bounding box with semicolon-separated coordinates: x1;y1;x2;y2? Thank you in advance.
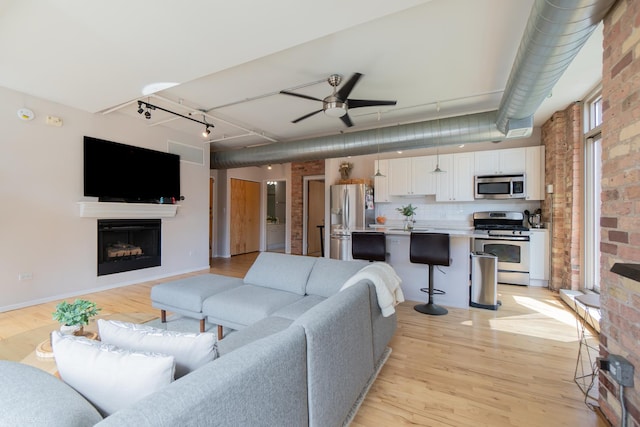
137;101;214;129
99;196;185;204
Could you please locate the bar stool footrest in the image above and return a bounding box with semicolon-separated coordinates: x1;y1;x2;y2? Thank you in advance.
419;287;446;295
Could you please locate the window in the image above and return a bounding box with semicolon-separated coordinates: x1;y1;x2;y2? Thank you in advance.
583;90;602;292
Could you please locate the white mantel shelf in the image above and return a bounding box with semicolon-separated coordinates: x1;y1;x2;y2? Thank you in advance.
78;202;179;218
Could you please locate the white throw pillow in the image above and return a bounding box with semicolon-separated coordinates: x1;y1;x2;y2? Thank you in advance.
97;319;217;378
51;331;175;417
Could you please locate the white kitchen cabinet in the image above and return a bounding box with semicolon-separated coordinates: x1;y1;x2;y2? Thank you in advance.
388;156;437;196
388;158;411;195
435;152;475;202
529;228;550;287
525;146;545;200
474;147;526;175
374;159;390;203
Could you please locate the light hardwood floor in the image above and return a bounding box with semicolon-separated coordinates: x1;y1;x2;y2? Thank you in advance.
0;253;607;426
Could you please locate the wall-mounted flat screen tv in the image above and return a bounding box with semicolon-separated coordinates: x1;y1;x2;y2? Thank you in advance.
84;136;180;203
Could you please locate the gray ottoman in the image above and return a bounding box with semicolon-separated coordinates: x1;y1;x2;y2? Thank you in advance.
151;274;242;334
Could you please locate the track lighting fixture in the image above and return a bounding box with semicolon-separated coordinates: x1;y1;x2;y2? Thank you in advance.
137;101;214;136
432;102;446;174
372;112;385;178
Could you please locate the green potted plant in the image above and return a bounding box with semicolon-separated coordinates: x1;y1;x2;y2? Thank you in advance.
52;299;101;335
396;204;417;230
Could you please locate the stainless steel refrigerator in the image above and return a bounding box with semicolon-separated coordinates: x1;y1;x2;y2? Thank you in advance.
329;183;375;260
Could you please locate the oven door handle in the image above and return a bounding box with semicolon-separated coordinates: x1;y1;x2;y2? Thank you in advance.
475;236;530;242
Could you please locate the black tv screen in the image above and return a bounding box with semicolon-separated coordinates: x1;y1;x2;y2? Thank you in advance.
84;136;180;203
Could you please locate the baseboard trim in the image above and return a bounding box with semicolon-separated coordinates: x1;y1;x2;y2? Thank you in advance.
0;265;211;313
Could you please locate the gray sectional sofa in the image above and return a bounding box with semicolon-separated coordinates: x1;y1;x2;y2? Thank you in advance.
0;253;398;426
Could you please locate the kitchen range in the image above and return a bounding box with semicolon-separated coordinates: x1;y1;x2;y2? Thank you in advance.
473;211;531;286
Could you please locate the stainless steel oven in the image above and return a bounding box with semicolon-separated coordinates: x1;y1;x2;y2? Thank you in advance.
474;235;530;285
473;212;530;286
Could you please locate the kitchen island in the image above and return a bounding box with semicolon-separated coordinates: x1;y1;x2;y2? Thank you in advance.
366;225;484;309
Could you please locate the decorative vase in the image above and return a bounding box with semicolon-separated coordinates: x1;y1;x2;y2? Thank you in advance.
60;324;84;336
403;216;414;231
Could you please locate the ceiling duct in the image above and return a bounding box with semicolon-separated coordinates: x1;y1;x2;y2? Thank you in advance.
211;0;615;169
213;111;504;169
496;0;616;135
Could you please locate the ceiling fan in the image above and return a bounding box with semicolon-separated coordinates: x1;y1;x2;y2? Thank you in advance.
280;73;397;127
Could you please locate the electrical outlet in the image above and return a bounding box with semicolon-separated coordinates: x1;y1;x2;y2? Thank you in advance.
600;355;635;387
18;272;33;281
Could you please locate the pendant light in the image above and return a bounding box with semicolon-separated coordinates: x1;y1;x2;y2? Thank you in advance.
432;102;446;174
373;112;385;177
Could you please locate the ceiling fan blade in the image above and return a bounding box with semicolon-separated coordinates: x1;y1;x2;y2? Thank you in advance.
336;73;363;100
292;109;323;123
280;90;323;103
348;99;397;109
340;113;354;127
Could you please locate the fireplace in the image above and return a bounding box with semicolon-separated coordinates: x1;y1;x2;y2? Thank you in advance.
97;219;161;276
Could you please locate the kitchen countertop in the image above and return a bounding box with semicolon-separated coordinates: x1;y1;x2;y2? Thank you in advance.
365;223;484;238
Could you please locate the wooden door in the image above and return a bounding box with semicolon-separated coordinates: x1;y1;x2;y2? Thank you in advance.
230;179;260;255
307;180;325;256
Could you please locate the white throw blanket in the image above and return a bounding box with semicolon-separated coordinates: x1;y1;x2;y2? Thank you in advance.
340;262;405;317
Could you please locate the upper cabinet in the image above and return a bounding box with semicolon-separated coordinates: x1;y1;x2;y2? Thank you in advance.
374;159;390;203
373;145;544;202
435;152;475;202
525;146;545;200
474;147;526;175
388;156;437;196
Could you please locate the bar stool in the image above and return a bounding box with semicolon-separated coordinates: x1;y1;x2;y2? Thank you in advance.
351;232;386;262
410;232;450;315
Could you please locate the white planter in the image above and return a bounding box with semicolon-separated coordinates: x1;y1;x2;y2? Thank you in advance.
60;324;83;336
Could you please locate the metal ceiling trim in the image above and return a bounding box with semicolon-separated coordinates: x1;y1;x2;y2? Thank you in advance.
211;0;615;169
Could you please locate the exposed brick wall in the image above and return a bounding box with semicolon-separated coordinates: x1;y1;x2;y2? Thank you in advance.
540;103;583;291
290;160;325;255
600;1;640;425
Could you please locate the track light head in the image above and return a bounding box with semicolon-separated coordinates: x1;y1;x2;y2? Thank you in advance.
137;107;144;114
202;126;211;138
144;110;151;119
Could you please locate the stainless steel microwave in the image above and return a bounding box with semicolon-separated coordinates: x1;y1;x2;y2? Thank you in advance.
474;174;526;199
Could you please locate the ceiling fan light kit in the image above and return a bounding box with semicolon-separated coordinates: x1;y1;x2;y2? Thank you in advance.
280;72;396;127
323;100;347;117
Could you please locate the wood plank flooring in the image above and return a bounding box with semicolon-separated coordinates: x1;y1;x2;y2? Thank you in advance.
0;252;607;426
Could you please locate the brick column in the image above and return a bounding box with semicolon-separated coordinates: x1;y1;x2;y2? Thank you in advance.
599;1;640;425
290;160;325;255
541;103;583;291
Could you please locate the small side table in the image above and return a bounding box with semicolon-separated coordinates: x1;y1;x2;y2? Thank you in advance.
574;293;600;404
35;331;99;358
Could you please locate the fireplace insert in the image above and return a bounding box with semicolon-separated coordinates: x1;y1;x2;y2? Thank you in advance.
97;219;161;276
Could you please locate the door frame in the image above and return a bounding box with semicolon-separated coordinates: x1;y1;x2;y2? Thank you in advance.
303;175;325;256
263;179;287;252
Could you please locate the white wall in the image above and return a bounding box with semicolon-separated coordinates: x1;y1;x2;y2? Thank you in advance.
0;86;210;311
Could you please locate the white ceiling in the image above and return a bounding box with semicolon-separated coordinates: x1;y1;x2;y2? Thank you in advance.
0;0;603;154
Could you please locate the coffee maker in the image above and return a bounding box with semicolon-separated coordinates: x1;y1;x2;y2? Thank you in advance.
525;209;543;228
